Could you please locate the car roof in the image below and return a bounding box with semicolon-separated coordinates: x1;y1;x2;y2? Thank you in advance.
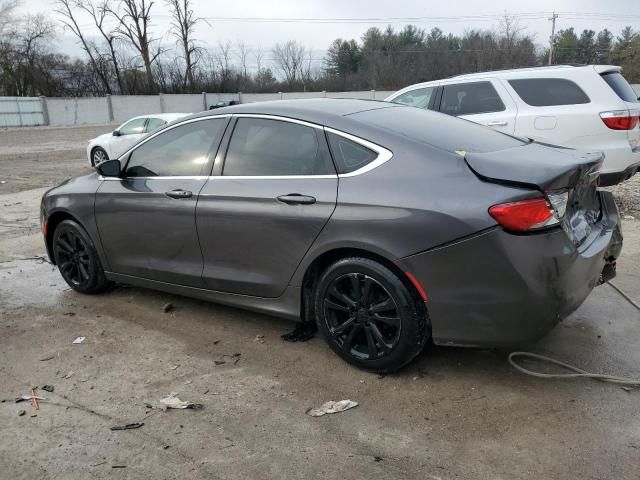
389;65;623;95
188;98;401;126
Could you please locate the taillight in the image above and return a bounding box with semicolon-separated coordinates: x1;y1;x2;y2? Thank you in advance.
489;193;566;232
600;110;640;130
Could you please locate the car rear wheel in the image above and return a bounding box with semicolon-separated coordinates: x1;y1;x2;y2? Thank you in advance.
314;257;429;372
91;147;108;166
53;219;111;294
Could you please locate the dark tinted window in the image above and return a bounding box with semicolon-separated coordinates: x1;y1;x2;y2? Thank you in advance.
508;78;590;106
351;106;526;154
119;118;146;135
146;117;166;132
125;119;225;177
327;132;378;174
440;81;505;115
224;118;331;176
601;72;638;103
392;87;435;109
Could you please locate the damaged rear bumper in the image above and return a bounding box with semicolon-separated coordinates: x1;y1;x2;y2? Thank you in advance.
400;191;621;347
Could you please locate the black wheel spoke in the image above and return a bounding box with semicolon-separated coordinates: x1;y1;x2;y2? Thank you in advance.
329;284;357;309
372;313;400;327
350;274;362;303
369;297;393;314
332;315;356;337
324;298;350;313
370;323;393;353
364;326;379;359
361;277;373;304
342;324;361;352
57;238;74;254
78;262;90;281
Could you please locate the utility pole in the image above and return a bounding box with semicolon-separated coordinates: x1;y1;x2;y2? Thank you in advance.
548;12;558;65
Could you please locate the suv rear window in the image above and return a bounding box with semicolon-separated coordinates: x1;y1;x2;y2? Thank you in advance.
508;78;590;106
600;72;639;103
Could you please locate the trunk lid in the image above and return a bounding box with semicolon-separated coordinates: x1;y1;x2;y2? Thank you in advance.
465;142;605;246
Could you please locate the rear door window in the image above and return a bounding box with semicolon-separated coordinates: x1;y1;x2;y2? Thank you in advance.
392;87;435;109
223;118;333;176
508;78;590;106
600;72;639;103
439;81;505;116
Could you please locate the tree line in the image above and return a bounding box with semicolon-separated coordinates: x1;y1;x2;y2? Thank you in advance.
0;0;638;97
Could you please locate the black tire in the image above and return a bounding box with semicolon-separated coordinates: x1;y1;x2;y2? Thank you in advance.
91;147;108;167
314;257;429;372
53;219;111;294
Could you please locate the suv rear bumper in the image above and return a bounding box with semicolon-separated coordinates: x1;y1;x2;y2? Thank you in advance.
400;191;621;347
599;159;640;186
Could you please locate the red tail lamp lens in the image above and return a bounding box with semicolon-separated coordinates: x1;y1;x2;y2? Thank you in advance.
489;198;554;232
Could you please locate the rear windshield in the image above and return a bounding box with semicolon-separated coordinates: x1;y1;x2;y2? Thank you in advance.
600;72;639;103
352;106;526;154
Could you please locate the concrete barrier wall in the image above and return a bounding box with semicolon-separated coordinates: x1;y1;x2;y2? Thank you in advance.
47;97;109;126
0;91;399;127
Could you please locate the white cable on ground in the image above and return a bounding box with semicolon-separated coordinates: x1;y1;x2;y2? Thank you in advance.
508;352;640;387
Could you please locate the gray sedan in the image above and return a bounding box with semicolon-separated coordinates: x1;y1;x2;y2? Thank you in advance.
41;99;622;372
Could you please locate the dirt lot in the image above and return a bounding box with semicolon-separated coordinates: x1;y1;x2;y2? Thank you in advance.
1;125;640;479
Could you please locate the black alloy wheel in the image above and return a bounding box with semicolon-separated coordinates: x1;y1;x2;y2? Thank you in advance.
315;257;429;372
53;219;111;294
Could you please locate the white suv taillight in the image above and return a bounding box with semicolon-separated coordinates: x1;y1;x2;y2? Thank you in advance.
600;110;640;130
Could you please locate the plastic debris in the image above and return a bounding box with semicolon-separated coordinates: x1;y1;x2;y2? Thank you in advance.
159;393;203;410
42;385;54;393
110;422;144;431
72;336;86;344
63;371;74;379
39;355;55;361
18;409;26;416
163;303;174;313
306;400;358;417
254;334;265;344
15;395;45;403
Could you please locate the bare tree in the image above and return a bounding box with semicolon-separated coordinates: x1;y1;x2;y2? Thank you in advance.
13;13;56;95
55;0;112;93
78;0;124;94
108;0;161;91
215;40;232;90
271;40;306;85
165;0;204;90
235;40;250;81
253;46;264;73
0;0;19;33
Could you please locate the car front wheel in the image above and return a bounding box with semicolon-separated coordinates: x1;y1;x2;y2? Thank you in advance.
91;147;108;166
314;257;429;372
53;219;111;294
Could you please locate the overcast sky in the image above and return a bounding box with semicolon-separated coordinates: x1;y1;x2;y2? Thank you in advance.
18;0;640;70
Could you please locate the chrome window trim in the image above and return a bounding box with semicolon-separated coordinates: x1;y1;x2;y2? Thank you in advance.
324;127;393;178
213;175;337;180
101;175;209;181
232;113;323;130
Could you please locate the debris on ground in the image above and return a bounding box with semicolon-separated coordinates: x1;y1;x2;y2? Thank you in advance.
112;465;127;469
163;303;174;313
254;334;265;344
110;422;144;431
72;336;85;344
18;409;25;416
214;360;226;366
306;400;358;417
42;384;54;393
159;393;204;410
39;354;55;361
63;312;76;316
62;371;74;379
374;456;383;462
15;394;45;403
281;322;317;342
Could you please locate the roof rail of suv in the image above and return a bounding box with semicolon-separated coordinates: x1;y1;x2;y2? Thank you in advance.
447;64;586;79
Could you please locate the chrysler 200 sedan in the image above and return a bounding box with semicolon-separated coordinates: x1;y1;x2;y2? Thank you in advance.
41;99;622;372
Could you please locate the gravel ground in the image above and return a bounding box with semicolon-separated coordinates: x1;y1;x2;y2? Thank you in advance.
607;174;640;216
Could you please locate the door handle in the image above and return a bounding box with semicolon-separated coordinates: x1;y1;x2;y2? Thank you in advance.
485;121;508;127
277;194;316;205
165;189;193;199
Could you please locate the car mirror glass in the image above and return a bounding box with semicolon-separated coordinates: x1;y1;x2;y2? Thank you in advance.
96;159;121;177
113;130;121;136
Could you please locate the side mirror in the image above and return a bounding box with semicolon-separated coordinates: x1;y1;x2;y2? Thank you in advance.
112;130;121;137
96;159;121;177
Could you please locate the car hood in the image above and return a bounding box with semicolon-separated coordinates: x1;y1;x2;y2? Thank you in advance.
91;132;113;144
464;142;604;191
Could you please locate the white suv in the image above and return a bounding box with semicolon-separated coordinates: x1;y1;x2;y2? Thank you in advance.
386;65;640;186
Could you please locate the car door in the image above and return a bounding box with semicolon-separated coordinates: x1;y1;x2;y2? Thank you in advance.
438;79;517;134
109;117;148;158
196;115;338;297
95;117;230;287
